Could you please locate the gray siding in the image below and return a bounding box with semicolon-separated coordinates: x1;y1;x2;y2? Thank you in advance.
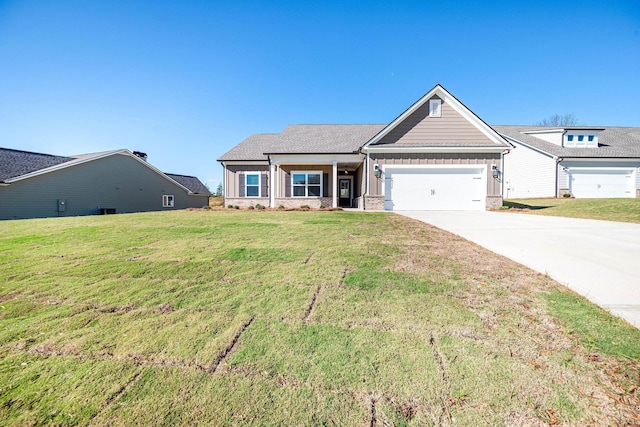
224;164;269;198
376;97;494;146
368;152;502;196
276;165;334;198
0;154;207;220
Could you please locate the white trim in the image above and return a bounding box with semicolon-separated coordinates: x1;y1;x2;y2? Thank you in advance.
291;170;323;198
269;163;276;208
564;167;636;171
381;164;489;171
561;157;640;162
270;154;363;165
363;146;507;153
162;194;175;208
244;171;261;198
362;84;509;149
500;135;558;159
332;161;337;208
338;175;354;207
429;99;442;117
219;160;270;165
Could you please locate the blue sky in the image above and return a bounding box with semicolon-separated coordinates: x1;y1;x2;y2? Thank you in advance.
1;1;638;189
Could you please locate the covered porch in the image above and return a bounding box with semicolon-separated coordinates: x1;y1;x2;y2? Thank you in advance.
268;154;364;209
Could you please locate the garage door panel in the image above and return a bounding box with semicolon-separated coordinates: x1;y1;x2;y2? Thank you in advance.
569;169;634;198
384;167;485;211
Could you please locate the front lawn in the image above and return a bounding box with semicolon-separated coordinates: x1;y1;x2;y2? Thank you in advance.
1;210;639;425
502;198;640;223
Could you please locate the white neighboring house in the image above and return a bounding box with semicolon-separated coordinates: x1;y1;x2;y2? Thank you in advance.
495;126;640;199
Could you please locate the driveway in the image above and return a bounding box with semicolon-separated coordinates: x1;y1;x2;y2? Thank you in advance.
398;211;640;327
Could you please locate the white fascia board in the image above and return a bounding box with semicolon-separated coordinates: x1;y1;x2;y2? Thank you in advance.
560;157;640;162
382;164;487;171
363;146;507;154
521;129;565;134
270;154;363;165
221;160;270;165
501;135;557;159
362;84;509;149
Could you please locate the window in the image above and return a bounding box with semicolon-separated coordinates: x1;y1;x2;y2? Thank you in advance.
245;173;260;197
429;99;442;117
578;135;584;142
162;195;174;207
567;135;574;142
588;135;594;142
292;172;322;197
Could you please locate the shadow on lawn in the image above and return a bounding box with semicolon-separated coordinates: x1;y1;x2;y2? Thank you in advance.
503;201;552;211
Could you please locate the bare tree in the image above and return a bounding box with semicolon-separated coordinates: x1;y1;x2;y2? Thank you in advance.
536;113;581;126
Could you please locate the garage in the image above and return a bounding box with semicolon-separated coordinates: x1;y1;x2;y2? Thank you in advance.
568;168;635;198
383;166;486;210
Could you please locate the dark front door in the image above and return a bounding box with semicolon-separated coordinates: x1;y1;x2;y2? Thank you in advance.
339;178;351;207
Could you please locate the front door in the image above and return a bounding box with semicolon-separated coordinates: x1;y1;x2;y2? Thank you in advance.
339;178;352;208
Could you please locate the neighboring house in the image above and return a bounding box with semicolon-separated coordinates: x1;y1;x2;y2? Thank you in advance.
496;126;640;199
218;84;511;211
0;148;210;220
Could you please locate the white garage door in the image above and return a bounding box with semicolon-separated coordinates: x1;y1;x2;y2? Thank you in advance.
569;169;635;198
384;166;486;211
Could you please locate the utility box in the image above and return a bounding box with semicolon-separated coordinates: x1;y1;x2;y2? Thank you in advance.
57;199;67;216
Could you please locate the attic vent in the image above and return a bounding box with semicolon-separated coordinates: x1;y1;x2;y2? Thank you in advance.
429;99;442;117
133;151;148;161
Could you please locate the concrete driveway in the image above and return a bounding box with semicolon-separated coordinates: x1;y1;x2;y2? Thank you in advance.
398;211;640;327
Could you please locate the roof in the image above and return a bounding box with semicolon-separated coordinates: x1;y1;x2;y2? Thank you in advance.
0;148;74;181
165;173;211;195
495;126;640;158
217;124;385;161
1;148;209;195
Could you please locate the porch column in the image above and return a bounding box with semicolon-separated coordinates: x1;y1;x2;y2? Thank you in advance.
332;161;337;208
269;162;276;208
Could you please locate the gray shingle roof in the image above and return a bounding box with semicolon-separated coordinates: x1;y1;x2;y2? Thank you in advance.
0;148;74;181
495;126;640;158
165;173;211;195
218;124;385;161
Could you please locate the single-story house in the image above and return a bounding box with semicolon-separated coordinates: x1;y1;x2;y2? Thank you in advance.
218;84;511;211
0;148;210;220
496;126;640;199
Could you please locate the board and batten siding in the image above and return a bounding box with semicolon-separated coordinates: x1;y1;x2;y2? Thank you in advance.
503;143;557;199
376;96;494;146
368;152;503;197
224;164;269;198
0;154;207;220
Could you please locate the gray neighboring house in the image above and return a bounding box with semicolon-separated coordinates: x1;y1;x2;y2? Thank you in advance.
218;84;511;211
0;148;210;220
496;126;640;199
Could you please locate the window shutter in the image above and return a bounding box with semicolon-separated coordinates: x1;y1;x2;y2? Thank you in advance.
285;172;291;197
261;172;268;197
323;173;329;197
239;173;245;197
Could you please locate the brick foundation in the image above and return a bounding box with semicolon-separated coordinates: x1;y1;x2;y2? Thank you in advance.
225;198;269;208
486;196;503;210
364;196;385;211
274;198;333;209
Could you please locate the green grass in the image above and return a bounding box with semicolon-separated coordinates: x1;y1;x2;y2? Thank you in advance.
503;198;640;223
1;210;639;425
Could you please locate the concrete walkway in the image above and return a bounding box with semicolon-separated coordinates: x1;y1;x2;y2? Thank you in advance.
398;211;640;328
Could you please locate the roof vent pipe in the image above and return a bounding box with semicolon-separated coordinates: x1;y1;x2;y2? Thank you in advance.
133;151;148;161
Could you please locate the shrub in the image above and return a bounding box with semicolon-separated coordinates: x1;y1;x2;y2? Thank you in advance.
255;204;265;210
248;205;255;210
227;204;233;209
300;205;310;210
563;193;572;198
234;205;240;210
278;205;285;210
202;205;211;210
319;204;326;209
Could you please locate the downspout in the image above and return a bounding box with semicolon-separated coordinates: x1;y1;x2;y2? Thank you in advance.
555;157;563;198
364;151;369;210
221;162;226;201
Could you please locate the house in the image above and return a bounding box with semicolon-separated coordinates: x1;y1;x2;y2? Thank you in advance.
0;148;210;220
218;84;511;211
496;126;640;199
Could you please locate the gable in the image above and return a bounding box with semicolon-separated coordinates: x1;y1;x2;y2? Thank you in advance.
364;84;509;150
374;96;494;147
